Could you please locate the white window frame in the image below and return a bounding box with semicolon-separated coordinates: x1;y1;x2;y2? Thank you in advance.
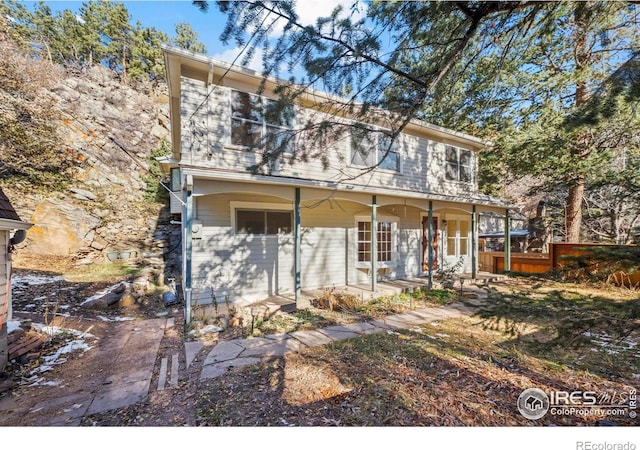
228;89;294;153
349;127;402;173
354;215;399;269
444;144;473;183
444;215;471;258
230;201;294;236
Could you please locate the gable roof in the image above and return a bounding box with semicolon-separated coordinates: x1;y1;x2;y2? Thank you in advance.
0;187;21;222
0;187;31;231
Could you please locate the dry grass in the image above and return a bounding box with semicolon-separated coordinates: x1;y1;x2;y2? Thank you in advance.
196;314;638;426
195;278;639;426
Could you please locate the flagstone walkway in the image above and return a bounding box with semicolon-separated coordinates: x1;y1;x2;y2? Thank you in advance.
193;286;487;381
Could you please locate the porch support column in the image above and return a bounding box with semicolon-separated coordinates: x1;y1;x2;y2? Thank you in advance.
471;205;477;280
371;195;377;293
294;187;301;307
184;174;194;324
427;200;434;290
504;209;511;273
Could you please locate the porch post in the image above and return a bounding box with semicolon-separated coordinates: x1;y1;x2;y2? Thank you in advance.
504;209;511;273
471;205;477;280
294;187;301;307
184;174;194;324
427;200;434;290
371;195;377;293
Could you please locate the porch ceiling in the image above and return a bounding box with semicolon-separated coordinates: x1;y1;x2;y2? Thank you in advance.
185;168;516;213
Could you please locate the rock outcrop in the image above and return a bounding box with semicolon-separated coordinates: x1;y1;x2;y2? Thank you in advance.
3;64;180;274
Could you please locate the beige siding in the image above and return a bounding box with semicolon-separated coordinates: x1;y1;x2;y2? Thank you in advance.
191;194;294;305
300;199;363;289
0;231;8;324
179;82;479;196
188;188;448;304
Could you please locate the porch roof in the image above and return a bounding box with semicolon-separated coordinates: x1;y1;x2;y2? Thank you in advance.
182;166;518;213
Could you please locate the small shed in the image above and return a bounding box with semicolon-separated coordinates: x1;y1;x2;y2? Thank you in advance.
0;188;32;372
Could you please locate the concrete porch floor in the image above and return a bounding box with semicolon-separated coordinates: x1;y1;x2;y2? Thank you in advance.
247;271;506;315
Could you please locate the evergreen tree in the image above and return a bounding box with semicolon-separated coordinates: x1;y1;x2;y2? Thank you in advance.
172;22;207;54
207;1;639;242
129;21;169;82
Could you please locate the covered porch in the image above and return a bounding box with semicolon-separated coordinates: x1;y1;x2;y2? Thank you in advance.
181;173;516;323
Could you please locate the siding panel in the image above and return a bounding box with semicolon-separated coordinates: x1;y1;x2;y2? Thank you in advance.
179;84;480;197
0;231;8;323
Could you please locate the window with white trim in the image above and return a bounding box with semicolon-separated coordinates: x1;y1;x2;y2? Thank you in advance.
445;145;473;182
235;209;292;235
446;219;469;257
356;216;397;265
230;90;293;152
350;128;400;172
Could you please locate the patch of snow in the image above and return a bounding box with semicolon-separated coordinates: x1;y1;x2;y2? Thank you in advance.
11;274;64;289
32;324;94;339
33;296;46;301
7;319;22;334
24;304;36;308
64;403;83;413
583;331;638;355
435;333;450;338
59;304;71;310
201;325;223;334
96;315;134;322
39;339;92;371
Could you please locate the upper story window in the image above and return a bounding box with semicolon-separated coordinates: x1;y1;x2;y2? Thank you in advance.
445;145;473;182
230;90;293;152
350;128;400;172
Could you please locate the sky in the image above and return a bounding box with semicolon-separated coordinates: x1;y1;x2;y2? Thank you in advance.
19;0;363;71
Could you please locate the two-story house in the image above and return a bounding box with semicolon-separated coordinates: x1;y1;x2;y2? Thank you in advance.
162;46;513;321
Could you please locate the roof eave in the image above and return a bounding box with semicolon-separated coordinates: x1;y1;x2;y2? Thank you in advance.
0;218;33;230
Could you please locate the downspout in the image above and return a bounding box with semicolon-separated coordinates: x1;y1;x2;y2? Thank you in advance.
184;174;194;324
294;187;301;307
427;201;434;290
471;205;477;280
371;195;377;293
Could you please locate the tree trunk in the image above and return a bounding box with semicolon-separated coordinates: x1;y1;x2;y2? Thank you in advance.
122;41;128;84
565;3;590;243
565;179;584;242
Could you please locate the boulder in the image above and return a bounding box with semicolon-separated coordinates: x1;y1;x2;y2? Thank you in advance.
80;281;129;309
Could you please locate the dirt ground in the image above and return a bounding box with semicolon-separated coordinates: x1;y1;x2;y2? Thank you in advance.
2;254;638;427
0;252;198;426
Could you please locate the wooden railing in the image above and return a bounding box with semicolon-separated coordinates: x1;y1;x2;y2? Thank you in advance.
480;243;640;286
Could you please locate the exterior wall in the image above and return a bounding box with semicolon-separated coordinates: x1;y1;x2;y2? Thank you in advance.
179;77;479;198
0;230;8;324
191;193;294;305
188;187;481;305
1;230;9;372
